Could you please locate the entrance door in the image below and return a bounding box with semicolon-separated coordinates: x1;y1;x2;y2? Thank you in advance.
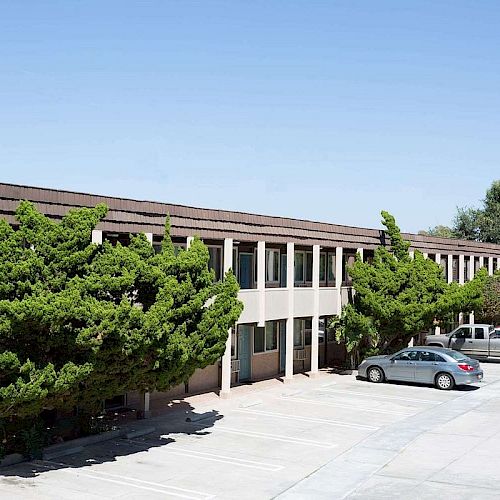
238;325;252;381
239;253;254;289
280;325;286;372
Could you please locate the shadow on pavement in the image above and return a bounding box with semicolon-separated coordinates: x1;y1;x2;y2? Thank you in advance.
0;401;222;479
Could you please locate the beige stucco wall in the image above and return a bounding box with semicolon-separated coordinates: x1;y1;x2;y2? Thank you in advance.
188;363;219;393
251;351;279;380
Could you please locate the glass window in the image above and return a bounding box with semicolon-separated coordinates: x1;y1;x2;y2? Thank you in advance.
265;321;278;351
265;249;280;283
304;318;312;346
294;252;304;283
327;253;336;285
464;257;470;281
418;351;436;362
446;350;469;361
254;327;265;353
319;253;326;282
305;252;313;282
280;254;287;287
293;319;304;347
231;329;237;359
474;328;485;340
393;350;419;361
455;327;472;339
208;246;222;281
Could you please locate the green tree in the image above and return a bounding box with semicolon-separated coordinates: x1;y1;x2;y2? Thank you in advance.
337;211;484;359
0;202;242;423
477;271;500;325
453;180;500;243
418;225;456;239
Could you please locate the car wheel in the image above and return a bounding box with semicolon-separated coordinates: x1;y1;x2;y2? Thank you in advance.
367;366;384;383
435;372;454;390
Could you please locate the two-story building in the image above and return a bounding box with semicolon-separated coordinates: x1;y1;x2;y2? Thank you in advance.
1;183;499;410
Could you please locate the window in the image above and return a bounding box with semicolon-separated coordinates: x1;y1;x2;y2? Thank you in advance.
464;257;470;281
231;329;237;358
239;252;254;289
319;253;326;282
208;246;222;281
304;318;312;346
342;253;356;285
474;328;485;340
418;351;436;362
327;253;336;286
254;322;279;353
305;252;313;282
294;251;313;284
254;327;265;353
280;254;287;287
452;257;459;282
393;350;419;361
475;257;480;273
294;319;304;348
265;321;278;351
294;252;304;283
265;249;280;283
454;327;472;339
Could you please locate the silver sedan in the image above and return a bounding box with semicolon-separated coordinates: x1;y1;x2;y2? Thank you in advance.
358;346;483;390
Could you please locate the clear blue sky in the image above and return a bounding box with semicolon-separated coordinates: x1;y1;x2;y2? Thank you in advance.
1;1;499;233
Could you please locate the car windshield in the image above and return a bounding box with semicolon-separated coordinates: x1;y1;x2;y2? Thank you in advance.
445;350;469;361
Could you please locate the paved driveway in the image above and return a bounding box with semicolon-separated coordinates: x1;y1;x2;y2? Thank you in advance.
3;363;500;499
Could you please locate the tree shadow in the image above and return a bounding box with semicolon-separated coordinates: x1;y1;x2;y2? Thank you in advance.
0;400;223;479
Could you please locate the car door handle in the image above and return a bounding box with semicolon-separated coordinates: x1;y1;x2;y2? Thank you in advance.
466;340;473;343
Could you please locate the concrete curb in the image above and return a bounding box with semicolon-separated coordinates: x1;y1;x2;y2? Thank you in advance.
0;424;156;468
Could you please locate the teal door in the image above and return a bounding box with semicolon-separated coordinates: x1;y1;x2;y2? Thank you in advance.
239;253;253;289
238;326;252;381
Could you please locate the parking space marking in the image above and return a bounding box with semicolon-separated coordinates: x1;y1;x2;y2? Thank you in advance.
235;409;378;430
278;396;412;416
314;388;444;404
203;426;338;449
128;440;284;471
32;460;214;499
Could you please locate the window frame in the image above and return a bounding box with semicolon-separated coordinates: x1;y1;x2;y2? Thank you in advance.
207;245;223;281
265;248;280;285
253;321;279;354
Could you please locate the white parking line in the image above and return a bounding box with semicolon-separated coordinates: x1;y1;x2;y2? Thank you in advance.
235;408;378;430
32;460;214;499
207;426;338;449
314;388;443;404
128;439;284;472
279;396;412;416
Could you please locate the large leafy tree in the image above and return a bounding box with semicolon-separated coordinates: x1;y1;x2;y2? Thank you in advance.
0;202;242;422
477;271;500;325
418;225;456;239
338;211;485;359
453;180;500;243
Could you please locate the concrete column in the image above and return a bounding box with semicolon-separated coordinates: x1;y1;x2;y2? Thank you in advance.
488;257;494;276
479;256;484;269
435;326;441;335
335;247;343;315
409;250;415;259
257;241;266;327
423;252;428;259
142;232;156;417
435;253;441;264
310;245;320;375
186;236;194;248
497;258;500;273
447;255;453;284
220;238;234;398
459;255;465;285
91;230;103;244
285;242;295;381
458;312;464;325
356;247;364;262
469;255;475;281
470;311;475;323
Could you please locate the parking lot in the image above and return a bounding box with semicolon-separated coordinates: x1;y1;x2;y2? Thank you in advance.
3;363;500;499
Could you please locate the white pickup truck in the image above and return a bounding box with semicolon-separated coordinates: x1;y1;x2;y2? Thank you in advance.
425;324;500;360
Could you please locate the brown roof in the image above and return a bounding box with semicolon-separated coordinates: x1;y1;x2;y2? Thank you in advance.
1;182;500;257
